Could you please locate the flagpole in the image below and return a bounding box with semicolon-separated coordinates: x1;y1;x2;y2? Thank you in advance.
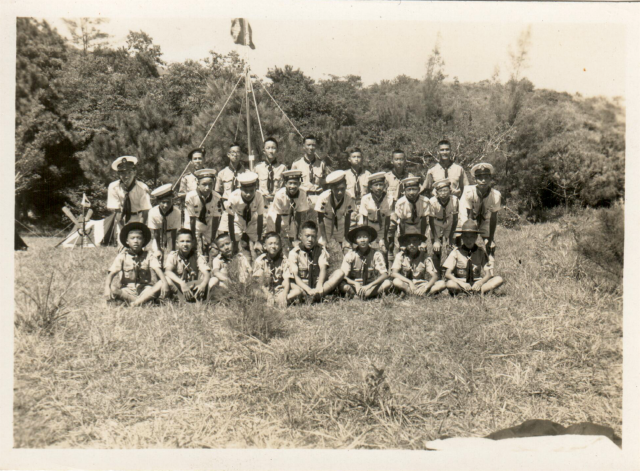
244;19;254;172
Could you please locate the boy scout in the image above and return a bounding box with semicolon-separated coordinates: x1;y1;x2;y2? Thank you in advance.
164;228;211;302
428;179;459;274
148;183;181;264
315;170;356;252
178;147;206;196
183;169;223;256
215;143;248;200
385;149;415;209
393;176;431;245
288;220;341;303
267;170;309;251
391;233;446;296
107;156;152;229
253;232;293;307
344;147;371;207
358;172;392;257
209;232;252;291
254;137;287;206
422;139;469;197
338;225;392;299
291;135;326;205
457;163;501;255
444;220;503;295
104;222;169;306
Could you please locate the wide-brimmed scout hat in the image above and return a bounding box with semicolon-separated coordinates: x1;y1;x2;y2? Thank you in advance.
112;156;138;171
325;170;346;186
237;172;259;186
401;176;421;187
471;163;495;178
459;220;481;234
367;172;386;185
398;232;427;246
194;169;217;180
188;148;206;160
282;169;303;181
433;178;451;190
347;225;378;244
151;183;174;200
120;222;152;247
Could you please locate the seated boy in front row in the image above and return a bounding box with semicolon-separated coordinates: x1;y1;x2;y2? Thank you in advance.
288;220;342;303
253;232;296;307
338;225;392;299
104;222;169;306
443;220;504;295
164;228;211;302
391;233;446;296
209;232;252;292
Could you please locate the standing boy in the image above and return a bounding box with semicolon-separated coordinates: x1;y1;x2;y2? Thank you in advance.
148;183;181;265
164;228;211;302
428;179;459;274
358;171;392;259
253;232;294;307
291;135;326;206
344;147;371;209
178;148;206;196
422;139;469;197
391;233;446;296
254;137;287;208
107;156;152;233
183;169;223;257
267;170;309;252
104;222;169;306
315;170;356;252
385;149;415;209
215;143;248;200
393;176;431;248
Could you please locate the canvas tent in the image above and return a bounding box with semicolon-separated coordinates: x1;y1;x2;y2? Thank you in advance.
15;229;28;250
57;213;117;248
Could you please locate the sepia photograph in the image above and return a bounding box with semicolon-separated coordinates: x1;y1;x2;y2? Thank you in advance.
3;0;639;469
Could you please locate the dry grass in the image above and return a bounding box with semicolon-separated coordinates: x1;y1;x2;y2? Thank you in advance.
13;219;622;449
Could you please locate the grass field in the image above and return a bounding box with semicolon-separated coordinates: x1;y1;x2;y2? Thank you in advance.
13;220;622;449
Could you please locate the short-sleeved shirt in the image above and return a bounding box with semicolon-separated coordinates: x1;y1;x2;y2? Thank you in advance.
345;168;371;201
253;253;290;290
254;161;287;199
392;251;437;281
385;170;415;204
183;189;224;243
288;245;329;282
443;245;490;281
164;250;210;281
267;187;310;238
291;157;326;194
211;253;252;282
315;190;356;244
107;179;152;214
109;249;160;288
341;249;387;282
428;195;459;239
425;163;469;198
358;192;392;237
215;165;248;199
394;195;431;235
457;185;502;237
178;173;199;196
217;189;265;241
147;205;181;231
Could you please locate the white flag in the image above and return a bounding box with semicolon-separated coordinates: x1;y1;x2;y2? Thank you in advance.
81;193;91;208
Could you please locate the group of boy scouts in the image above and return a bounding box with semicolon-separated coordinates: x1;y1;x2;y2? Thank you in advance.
104;136;504;308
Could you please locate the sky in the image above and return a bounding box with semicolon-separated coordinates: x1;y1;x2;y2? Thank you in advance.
43;17;626;98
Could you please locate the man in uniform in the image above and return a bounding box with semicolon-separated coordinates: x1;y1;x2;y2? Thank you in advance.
385;149;415;210
344;147;370;211
358;171;392;260
315;170;356;253
215;143;248;200
254;137;287;209
148;183;181;265
291;135;327;208
421;139;469;198
183;169;223;258
178;148;206;196
267;170;309;252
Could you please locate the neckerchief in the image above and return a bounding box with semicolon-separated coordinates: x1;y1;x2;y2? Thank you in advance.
287;191;298;222
331;192;345;228
440;162;451;179
392;169;406;201
266;252;283;289
267;161;275;194
230;163;243;189
242;197;254;223
159;205;174;247
196;189;213;224
408;197;419;223
350;168;362;199
405;250;422;280
475;186;491;226
372;191;387;225
358;247;373;285
302;245;321;288
126;248;143;286
460;244;480;284
121;179;137;223
178;249;197;281
437;197;450;226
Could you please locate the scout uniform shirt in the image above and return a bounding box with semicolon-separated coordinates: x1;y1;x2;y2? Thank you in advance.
253;252;290;292
254;160;287;202
178;173;199;196
107;179;152;223
288;245;330;287
315;190;356;244
457;185;502;238
392;251;437;282
425;163;469;198
358;192;392;242
341;248;387;283
183;189;224;244
385;170;415;206
345;168;371;203
267;187;310;238
394;195;431;235
211;252;251;283
291;156;326;196
147;204;182;252
218;189;266;242
164;250;210;282
428;195;459;240
215;164;248;200
110;248;160;291
443;245;490;283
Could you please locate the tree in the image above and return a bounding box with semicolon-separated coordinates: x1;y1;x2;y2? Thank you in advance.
62;18;110;54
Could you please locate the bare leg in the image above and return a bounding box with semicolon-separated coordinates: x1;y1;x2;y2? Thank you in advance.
287;283;304;303
322;269;345;295
366;278;393;298
446;279;464;295
429;280;447;295
131;282;162;307
481;276;504;295
393;277;410;294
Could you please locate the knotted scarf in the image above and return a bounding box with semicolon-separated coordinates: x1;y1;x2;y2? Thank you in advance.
460;244;480;284
475;187;491;227
267;163;275;194
197;190;213;224
121;179;137;223
159;205;174;248
351;168;362;199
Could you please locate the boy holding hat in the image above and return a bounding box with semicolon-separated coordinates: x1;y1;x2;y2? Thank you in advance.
178;148;207;196
344;147;371;208
267;169;309;252
428;178;459;274
457;163;501;256
216;143;248;200
254;137;287;207
358;171;392;258
393;176;431;245
148;183;181;265
443;220;504;295
421;139;469;198
253;232;296;307
164;228;211;302
315;170;356;252
385;149;415;209
183;169;223;257
391;233;446;296
338;225;392;299
104;222;169;306
107;156;152;230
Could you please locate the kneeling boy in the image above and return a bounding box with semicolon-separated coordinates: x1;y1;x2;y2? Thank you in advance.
391;233;446;296
443;220;504;295
253;232;296;307
339;225;392;299
104;222;169;306
164;228;211;302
